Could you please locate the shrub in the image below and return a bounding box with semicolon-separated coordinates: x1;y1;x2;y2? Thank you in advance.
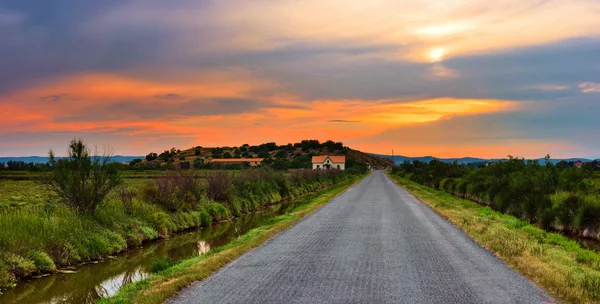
574;197;600;230
7;254;36;277
206;203;230;222
207;171;232;203
199;209;211;226
29;251;56;272
150;212;170;236
45;139;122;213
143;171;202;212
117;186;135;215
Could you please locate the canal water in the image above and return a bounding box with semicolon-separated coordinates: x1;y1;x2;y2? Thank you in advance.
0;199;305;304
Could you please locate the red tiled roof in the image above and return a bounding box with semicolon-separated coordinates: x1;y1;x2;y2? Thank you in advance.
311;155;346;163
210;158;264;163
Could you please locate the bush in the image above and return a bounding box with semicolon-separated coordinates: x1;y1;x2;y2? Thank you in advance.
142;171;202;212
207;171;232;203
7;254;36;277
45;139;122;213
206;203;231;222
29;251;56;272
117;186;135;215
199;209;211;226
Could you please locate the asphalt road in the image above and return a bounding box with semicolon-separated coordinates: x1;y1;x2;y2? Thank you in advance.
171;171;553;304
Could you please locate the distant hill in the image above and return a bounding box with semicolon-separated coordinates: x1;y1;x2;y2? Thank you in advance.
135;140;394;170
373;154;595;165
0;156;144;164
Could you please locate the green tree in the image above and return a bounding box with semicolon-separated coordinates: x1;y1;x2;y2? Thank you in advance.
275;149;288;158
46;139;122;213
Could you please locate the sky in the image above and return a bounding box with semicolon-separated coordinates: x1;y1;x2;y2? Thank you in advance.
1;0;599;158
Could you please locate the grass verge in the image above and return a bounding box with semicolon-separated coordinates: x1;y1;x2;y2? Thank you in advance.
388;174;600;304
98;173;367;304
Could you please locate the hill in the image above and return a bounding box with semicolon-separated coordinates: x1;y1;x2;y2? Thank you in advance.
134;140;394;170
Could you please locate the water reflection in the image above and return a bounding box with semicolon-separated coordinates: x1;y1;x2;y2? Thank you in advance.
197;241;211;255
0;199;301;304
94;267;148;299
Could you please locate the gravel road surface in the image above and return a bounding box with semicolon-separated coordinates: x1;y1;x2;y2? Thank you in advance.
170;170;553;304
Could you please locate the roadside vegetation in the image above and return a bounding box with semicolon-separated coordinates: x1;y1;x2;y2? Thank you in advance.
0;139;370;290
388;175;600;304
98;176;364;304
391;157;600;240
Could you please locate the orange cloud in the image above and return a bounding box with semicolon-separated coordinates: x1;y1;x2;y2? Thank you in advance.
1;70;520;156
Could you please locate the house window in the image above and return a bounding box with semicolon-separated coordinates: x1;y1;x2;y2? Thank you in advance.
337;165;340;169
317;165;320;169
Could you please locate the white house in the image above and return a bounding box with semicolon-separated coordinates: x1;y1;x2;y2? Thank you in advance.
312;155;346;170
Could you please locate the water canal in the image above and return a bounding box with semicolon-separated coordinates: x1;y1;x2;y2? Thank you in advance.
0;199;305;304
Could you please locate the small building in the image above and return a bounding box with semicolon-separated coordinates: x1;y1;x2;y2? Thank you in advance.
312;155;346;170
210;158;264;166
574;161;583;168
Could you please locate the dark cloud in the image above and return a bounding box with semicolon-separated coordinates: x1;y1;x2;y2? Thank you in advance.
53;97;271;122
328;119;361;123
40;93;68;102
154;93;182;100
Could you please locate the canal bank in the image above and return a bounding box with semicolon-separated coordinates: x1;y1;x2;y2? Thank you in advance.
1;174;366;304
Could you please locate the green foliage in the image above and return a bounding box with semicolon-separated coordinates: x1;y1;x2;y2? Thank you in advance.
392;158;600;233
193;158;204;169
199;209;211;226
46;139;122;213
29;251;56;272
275;149;288;158
145;153;158;161
206;203;231;221
6;254;37;278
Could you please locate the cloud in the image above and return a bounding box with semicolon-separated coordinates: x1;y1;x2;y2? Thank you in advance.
428;64;460;79
522;84;570;91
154;93;182;100
40;93;69;102
328;120;361;123
1;0;600;157
0;9;24;26
579;82;600;93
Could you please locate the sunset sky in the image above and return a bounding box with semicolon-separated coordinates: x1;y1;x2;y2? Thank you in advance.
1;0;599;158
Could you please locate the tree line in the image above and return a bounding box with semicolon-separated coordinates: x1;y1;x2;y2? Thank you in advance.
391;156;600;234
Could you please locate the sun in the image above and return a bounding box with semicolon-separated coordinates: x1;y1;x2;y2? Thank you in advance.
428;48;447;62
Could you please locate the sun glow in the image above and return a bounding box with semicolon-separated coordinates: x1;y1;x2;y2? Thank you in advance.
428;48;447;62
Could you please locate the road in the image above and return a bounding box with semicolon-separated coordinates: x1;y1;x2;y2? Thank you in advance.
171;171;553;304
